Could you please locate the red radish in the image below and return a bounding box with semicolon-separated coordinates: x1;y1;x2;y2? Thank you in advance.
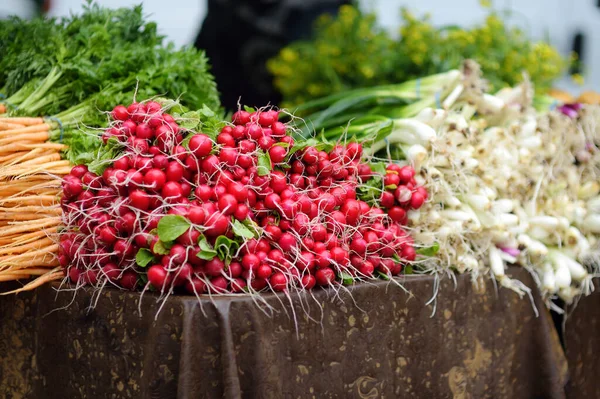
386;164;401;173
204;258;225;277
162;181;183;200
388;207;407;223
269;272;287;291
102;263;120;281
209;276;229;293
302;147;318;164
218;194;238;215
280;198;298;219
258;112;275;127
166;161;184;182
228;181;248;202
241;253;259;271
188;206;206;225
185;277;207;294
398;166;415;184
384;173;400;187
144;169;166;191
358;261;375;277
401;245;416;261
112;105;129;121
278;232;296;252
301;274;316;289
188;134;213;157
97;226;118;245
410;192;425;209
176;229;201;247
135;123;154;140
129;190;150;210
264;225;282;241
269;146;287;163
204;213;230;237
251;278;268;291
172;145;187;162
257;264;273;279
217;132;235;147
228;262;243;278
271;121;286;136
315;268;335;285
120;270;138;290
233;203;249;220
232;110;251;125
230;278;247;293
148;265;168;289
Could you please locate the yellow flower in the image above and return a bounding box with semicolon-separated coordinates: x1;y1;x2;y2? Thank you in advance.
479;0;492;8
279;48;298;63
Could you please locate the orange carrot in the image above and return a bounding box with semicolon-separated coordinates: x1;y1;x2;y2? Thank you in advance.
0;117;44;126
0;123;50;137
0;122;26;130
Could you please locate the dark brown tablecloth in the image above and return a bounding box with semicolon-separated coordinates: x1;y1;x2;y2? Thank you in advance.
564;281;600;399
0;268;568;399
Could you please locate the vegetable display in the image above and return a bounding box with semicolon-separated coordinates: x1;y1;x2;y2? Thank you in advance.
267;4;566;108
58;101;429;297
297;60;599;305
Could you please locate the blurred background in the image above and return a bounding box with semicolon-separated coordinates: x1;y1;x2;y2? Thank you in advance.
1;0;595;107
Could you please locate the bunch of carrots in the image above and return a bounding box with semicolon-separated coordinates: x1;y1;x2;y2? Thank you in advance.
0;116;70;292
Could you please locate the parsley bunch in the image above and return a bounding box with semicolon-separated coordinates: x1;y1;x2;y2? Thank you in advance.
0;1;220;162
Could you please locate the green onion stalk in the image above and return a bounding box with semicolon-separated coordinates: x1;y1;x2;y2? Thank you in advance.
292;69;462;140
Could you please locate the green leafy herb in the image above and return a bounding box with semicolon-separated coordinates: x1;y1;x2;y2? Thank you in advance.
214;235;239;264
339;272;354;285
376;270;390;280
231;219;256;239
196;236;217;260
157;215;190;242
416;242;440;257
257;150;272;176
152;240;171;255
135;248;155;267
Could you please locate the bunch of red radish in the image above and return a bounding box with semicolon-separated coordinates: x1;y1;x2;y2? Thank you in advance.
59;101;428;295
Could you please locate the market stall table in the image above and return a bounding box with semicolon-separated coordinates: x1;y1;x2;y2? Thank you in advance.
563;279;600;399
0;268;567;398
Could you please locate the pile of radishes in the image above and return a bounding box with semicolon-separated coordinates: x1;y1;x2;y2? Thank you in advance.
58;101;428;295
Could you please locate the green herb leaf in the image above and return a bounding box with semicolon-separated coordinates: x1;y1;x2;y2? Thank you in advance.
416;242;440;257
152;240;171;255
242;218;262;237
157;215;191;242
385;184;398;190
376;270;390;280
197;235;217;260
403;265;414;275
215;235;239;263
371;162;387;176
135;248;155;267
231;219;256;239
257;150;272;176
243;105;255;113
177;111;201;130
339;272;354;285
